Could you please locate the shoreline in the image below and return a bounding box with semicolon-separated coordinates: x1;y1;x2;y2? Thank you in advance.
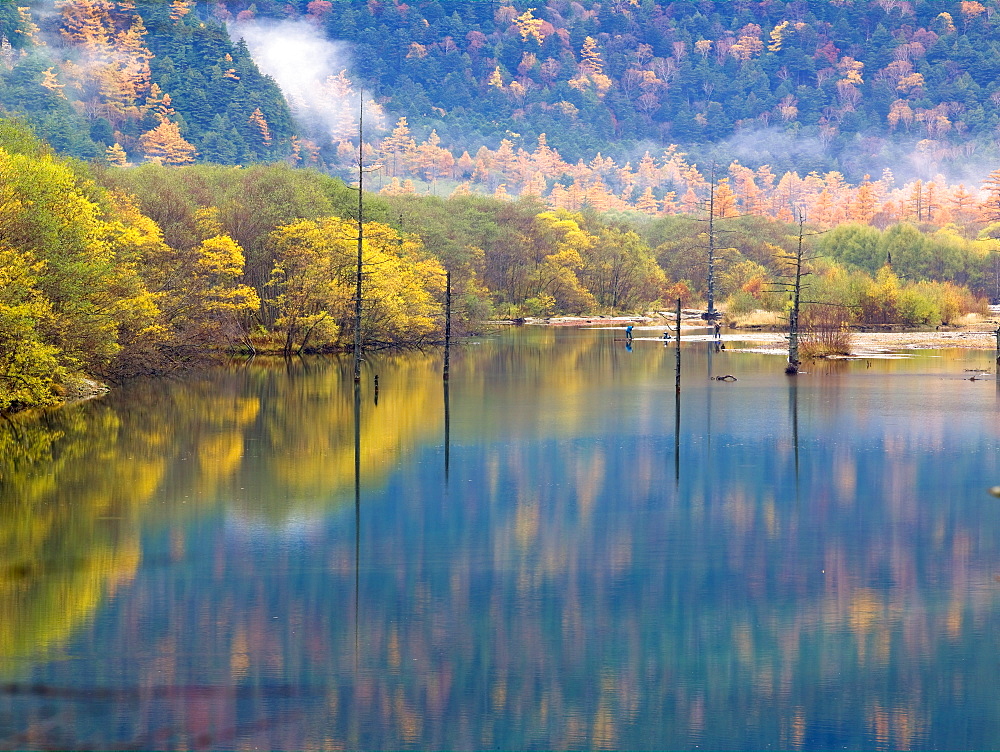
499;315;1000;353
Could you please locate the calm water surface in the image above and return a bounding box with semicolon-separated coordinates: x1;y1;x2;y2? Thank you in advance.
2;327;1000;750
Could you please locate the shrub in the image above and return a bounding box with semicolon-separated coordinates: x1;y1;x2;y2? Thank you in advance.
726;290;759;316
799;306;853;358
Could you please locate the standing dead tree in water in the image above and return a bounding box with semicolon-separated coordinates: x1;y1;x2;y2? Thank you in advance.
444;270;451;381
352;94;366;383
687;166;743;326
348;92;384;382
770;212;839;373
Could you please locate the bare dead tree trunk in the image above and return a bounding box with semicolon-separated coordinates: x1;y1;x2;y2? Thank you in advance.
786;213;805;375
675;297;681;394
707;171;717;322
444;270;451;382
353;93;364;383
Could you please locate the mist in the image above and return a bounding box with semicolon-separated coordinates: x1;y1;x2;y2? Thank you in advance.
229;18;383;145
681;125;996;188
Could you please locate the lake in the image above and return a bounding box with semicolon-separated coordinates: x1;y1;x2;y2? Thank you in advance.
2;326;1000;750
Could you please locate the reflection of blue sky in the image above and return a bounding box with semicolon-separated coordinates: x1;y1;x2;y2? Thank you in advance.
225;509;330;542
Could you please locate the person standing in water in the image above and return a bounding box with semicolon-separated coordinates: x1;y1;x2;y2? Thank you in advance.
625;324;634;343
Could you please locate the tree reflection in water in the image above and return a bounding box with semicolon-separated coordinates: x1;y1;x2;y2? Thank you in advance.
1;329;1000;750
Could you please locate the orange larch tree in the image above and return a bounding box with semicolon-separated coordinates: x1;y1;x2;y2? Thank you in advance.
248;108;272;149
635;187;660;215
905;180;925;222
138;120;196;165
728;161;763;214
713;178;738;218
455;151;474;180
949;183;978;227
635;152;658;189
57;0;153;139
979;168;1000;222
57;0;113;49
680;186;700;214
491;139;518;184
810;190;835;227
851;176;879;225
924;182;942;223
380;117;417;178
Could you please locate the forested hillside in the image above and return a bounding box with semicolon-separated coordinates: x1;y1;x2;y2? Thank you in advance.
0;1;293;163
5;1;1000;180
230;0;1000;178
6;2;1000;222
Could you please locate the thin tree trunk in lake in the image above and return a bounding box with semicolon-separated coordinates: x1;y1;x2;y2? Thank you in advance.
444;270;451;382
789;379;799;504
353;378;361;667
707;171;717;322
786;214;805;375
353;93;364;384
444;270;452;479
675;297;681;394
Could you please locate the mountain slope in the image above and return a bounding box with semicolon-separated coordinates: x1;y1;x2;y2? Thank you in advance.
212;0;1000;179
1;0;292;163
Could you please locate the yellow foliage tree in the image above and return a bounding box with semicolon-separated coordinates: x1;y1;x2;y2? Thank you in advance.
268;217;445;354
487;65;505;89
580;36;604;75
514;8;545;43
768;20;789;51
859;265;900;325
0;246;61;412
101;195;257;374
169;0;192;21
0;147;155;376
105;142;128;165
528;211;598;313
380;117;416;177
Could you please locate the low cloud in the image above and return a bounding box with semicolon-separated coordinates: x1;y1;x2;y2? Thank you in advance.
694;125;994;188
230;19;382;144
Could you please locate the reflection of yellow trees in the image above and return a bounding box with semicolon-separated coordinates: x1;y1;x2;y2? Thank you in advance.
0;536;140;663
0;372;264;666
0;343;450;560
247;352;442;509
844;588;892;664
0;407;151;667
179;387;261;498
198;429;246;485
457;327;670;440
386;338;996;750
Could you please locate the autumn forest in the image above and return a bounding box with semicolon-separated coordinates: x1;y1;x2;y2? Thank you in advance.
7;0;1000;412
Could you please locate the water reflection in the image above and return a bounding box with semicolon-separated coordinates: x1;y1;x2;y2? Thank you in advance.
1;329;1000;749
354;378;362;674
789;377;800;500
